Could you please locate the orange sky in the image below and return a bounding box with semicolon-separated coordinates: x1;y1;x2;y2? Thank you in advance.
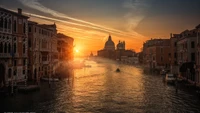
4;0;199;56
29;16;148;56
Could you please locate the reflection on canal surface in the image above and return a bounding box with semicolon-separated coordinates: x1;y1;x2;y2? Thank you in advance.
1;57;200;112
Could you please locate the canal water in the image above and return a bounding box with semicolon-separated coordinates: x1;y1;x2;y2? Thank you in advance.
1;58;200;113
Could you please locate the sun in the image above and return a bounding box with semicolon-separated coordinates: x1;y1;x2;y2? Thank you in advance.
75;49;79;53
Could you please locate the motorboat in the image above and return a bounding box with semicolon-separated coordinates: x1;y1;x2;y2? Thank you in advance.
160;69;169;75
165;74;176;83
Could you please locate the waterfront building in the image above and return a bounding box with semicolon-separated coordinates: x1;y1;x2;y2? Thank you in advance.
169;33;180;74
0;8;29;87
143;38;171;70
28;21;58;82
57;33;74;61
195;25;200;86
177;29;197;82
97;35;116;59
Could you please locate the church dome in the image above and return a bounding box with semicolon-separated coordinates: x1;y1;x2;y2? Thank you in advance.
104;35;115;50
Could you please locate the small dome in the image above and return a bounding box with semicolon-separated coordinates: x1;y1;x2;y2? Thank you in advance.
104;35;115;50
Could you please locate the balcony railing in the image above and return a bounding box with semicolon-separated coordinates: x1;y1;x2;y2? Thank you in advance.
43;61;49;65
0;53;12;58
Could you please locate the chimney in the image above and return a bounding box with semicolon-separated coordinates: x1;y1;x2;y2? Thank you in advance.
18;8;22;15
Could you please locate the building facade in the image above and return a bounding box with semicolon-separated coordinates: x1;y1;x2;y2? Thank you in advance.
57;33;74;61
143;39;171;70
0;8;29;87
28;22;58;82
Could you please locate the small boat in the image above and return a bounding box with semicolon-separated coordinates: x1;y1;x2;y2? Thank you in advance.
160;69;169;75
165;74;176;83
116;68;120;72
41;77;59;82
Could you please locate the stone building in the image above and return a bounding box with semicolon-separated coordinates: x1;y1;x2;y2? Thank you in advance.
97;35;116;59
28;21;58;82
196;24;200;86
143;39;171;70
0;7;29;87
57;33;74;61
97;35;134;60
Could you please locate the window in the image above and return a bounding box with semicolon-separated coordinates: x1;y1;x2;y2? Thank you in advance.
8;68;12;78
161;57;163;62
14;20;17;32
161;48;163;53
174;42;177;47
4;43;7;53
0;17;3;28
4;19;7;29
23;23;26;33
14;60;17;66
153;56;155;60
8;43;11;53
191;41;195;48
13;69;17;76
174;52;177;58
8;19;11;29
0;42;3;53
28;39;31;47
185;43;187;49
14;43;16;53
23;44;25;53
23;59;26;66
23;70;25;74
28;26;32;32
191;53;195;62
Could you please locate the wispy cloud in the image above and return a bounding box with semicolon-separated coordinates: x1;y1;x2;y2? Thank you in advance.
16;0;148;53
123;0;150;30
18;0;146;40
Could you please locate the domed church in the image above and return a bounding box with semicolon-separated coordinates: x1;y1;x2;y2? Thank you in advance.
104;35;115;51
97;35;134;60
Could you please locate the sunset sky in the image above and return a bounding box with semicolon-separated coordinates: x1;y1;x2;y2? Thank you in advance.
1;0;200;56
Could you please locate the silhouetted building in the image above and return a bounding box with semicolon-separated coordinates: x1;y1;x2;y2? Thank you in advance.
97;35;134;60
57;33;74;61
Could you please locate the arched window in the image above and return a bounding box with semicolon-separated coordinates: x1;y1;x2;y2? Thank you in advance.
0;42;3;53
4;43;7;53
4;19;7;29
0;17;3;28
14;43;16;53
8;19;11;29
8;68;12;78
13;69;17;76
8;43;11;53
23;44;25;53
23;22;26;33
14;20;17;32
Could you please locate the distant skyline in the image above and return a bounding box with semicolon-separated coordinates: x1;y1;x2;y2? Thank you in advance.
1;0;200;55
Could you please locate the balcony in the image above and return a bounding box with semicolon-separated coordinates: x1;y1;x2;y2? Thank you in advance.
0;53;12;58
40;48;49;52
43;61;49;65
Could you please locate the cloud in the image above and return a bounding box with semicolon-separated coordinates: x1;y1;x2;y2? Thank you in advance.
123;0;150;30
15;0;149;52
18;0;146;40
